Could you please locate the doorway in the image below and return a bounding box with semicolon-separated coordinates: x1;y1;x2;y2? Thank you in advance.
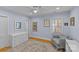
0;16;9;48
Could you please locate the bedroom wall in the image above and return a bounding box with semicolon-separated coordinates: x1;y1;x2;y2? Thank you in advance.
0;9;28;48
69;7;79;42
29;12;70;40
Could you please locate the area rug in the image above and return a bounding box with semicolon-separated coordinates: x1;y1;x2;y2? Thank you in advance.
7;39;58;52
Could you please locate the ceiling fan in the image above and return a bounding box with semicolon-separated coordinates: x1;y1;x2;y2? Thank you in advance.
28;6;41;14
32;6;41;13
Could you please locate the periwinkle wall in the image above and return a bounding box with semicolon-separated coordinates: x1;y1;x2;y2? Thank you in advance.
29;12;70;40
69;7;79;42
29;6;79;42
0;9;28;47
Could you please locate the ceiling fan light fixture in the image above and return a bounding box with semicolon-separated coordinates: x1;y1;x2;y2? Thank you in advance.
56;7;60;10
33;10;38;13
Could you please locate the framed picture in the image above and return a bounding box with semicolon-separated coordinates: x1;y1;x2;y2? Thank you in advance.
44;19;50;27
70;17;75;26
32;22;37;32
64;23;68;26
16;22;21;29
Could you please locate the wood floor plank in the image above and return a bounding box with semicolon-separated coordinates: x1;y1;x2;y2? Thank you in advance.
0;47;11;52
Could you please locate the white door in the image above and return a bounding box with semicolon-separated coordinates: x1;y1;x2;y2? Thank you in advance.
0;16;9;48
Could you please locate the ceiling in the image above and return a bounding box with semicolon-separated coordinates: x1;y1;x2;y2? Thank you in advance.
0;6;73;17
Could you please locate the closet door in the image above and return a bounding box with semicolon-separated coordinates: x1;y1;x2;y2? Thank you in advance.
0;16;9;48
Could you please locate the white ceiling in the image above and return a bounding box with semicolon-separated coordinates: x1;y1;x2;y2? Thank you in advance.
0;6;73;17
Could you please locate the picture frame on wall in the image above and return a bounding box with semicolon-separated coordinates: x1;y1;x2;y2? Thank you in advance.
64;23;68;26
32;22;37;32
16;22;21;29
70;17;75;26
44;19;50;27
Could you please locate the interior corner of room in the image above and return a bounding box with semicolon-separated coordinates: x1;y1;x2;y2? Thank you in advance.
0;6;79;52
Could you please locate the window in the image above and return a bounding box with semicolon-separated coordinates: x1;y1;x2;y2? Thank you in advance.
51;18;62;33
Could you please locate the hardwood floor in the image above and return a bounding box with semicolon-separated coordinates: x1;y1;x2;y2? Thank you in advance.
0;37;60;52
30;37;52;44
0;47;11;52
